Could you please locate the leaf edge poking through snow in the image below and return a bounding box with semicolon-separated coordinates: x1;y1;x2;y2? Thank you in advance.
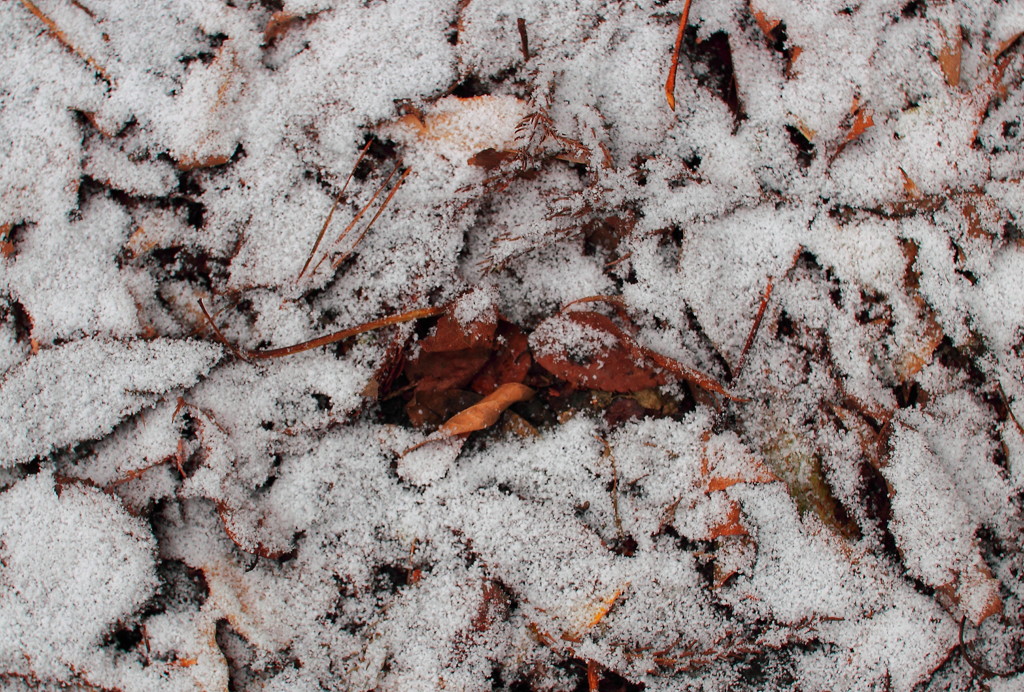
0;338;223;466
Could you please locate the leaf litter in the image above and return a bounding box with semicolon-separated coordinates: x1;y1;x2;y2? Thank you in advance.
2;0;1024;690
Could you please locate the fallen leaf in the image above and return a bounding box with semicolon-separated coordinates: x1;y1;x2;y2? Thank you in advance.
706;500;747;540
532;311;665;393
470;320;532;395
402;383;535;456
438;383;535;437
938;23;962;88
263;11;299;43
562;584;629;642
533;311;743;400
845;107;875;142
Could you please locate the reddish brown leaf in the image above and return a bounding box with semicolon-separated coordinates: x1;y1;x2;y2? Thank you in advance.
407;348;493;393
533;311;743;400
406;303;500;393
421;307;498;352
470;320;531;395
468;148;517;169
532;312;667;393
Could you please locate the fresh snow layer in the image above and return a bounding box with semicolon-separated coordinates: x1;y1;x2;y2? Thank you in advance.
2;0;1024;690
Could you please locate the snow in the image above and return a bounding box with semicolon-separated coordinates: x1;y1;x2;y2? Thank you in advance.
2;0;1024;689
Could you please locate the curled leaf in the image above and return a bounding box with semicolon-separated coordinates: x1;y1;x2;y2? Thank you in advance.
438;382;535;437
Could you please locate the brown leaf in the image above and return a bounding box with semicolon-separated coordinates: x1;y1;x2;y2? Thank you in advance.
406;303;501;393
534;311;743;400
468;148;517;169
938;24;963;88
469;320;531;395
532;312;667;393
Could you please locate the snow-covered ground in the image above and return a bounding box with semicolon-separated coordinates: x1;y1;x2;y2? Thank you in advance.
2;0;1024;689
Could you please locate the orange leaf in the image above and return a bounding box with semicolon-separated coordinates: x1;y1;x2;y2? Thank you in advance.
938;24;962;87
437;383;534;437
703;434;779;491
845;107;874;142
707;500;747;540
263;11;299;43
753;0;782;39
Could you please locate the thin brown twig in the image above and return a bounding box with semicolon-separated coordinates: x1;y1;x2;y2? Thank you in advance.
297;138;375;280
595;435;625;541
517;17;530;62
734;276;775;379
20;0;111;83
996;382;1024;436
201;303;444;360
664;0;693;111
310;163;403;276
198;299;251;362
331;167;411;270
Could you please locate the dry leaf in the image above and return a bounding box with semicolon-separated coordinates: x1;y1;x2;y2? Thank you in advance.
437;382;535;437
470;320;532;395
938;24;963;88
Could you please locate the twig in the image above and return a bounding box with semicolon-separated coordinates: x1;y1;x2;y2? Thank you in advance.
297;138;375;280
734;276;774;379
201;303;443;360
665;0;693;111
517;17;530;62
595;435;625;541
20;0;111;83
309;163;404;276
198;299;251;362
996;382;1024;436
331;167;411;269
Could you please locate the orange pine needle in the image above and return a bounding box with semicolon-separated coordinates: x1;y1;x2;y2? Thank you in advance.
734;276;774;378
665;0;694;111
331;167;411;270
20;0;111;83
586;660;600;692
199;299;443;360
298;138;375;280
309;163;404;276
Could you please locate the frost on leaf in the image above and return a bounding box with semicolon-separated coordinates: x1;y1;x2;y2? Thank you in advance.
0;472;157;686
0;338;221;466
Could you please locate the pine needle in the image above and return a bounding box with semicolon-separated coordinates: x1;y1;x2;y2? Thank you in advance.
330;167;411;270
665;0;693;111
200;301;443;360
297;138;375;280
734;276;774;379
20;0;111;83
